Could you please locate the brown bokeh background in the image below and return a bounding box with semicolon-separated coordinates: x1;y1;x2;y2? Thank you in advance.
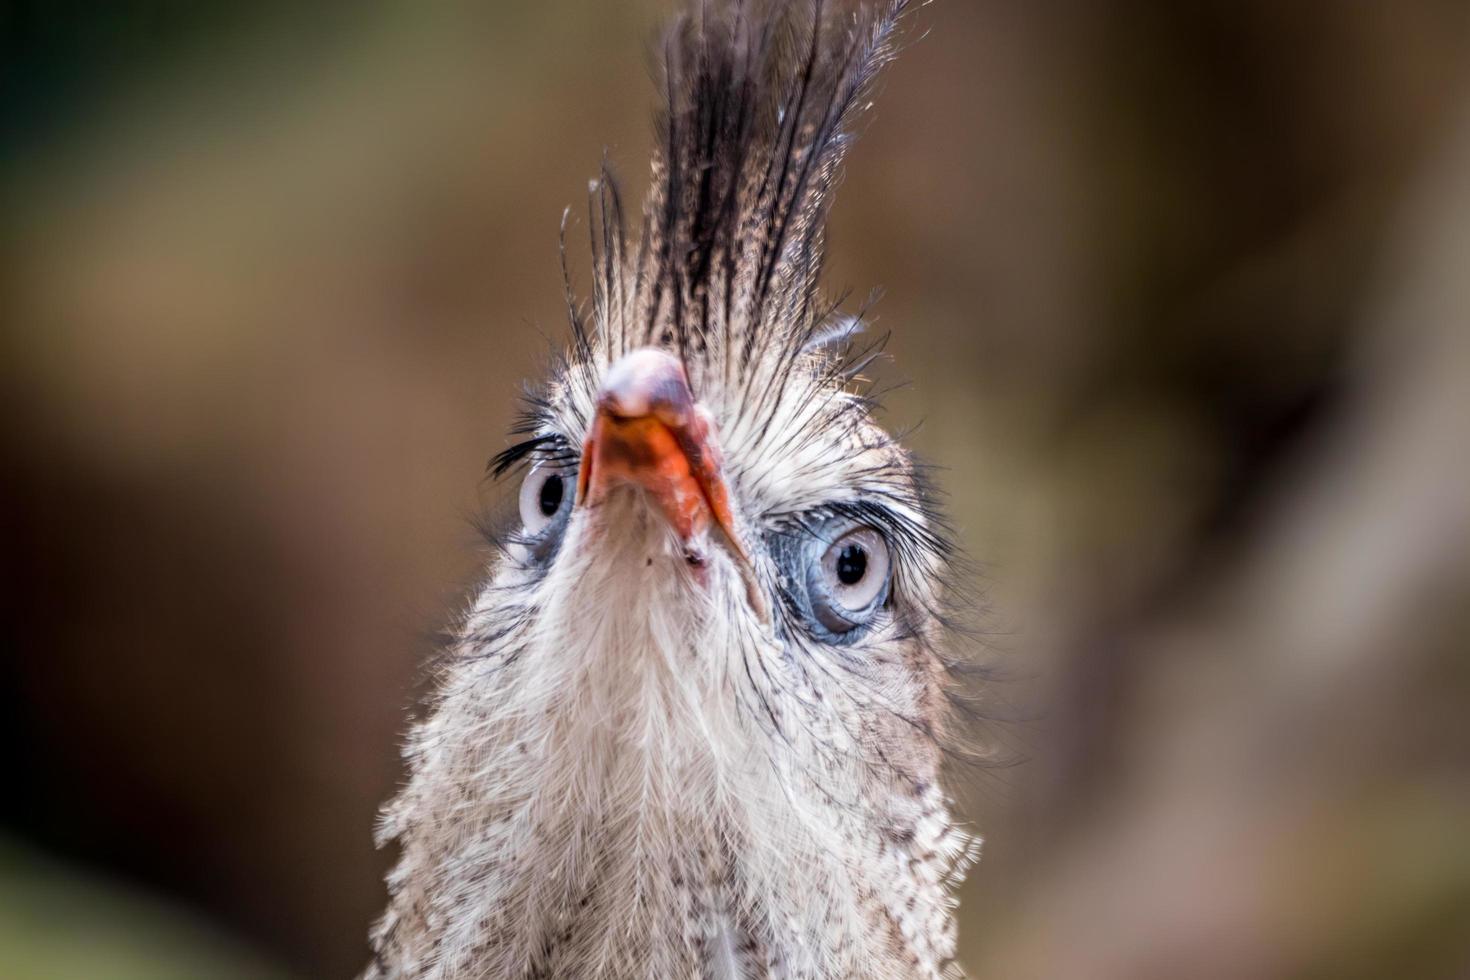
4;1;1470;977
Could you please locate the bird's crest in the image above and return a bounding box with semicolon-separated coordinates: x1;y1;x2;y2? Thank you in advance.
577;0;914;383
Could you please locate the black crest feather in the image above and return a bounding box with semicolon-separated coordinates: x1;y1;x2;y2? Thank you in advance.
589;0;914;381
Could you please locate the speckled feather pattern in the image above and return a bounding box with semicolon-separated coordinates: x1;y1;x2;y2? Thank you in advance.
365;2;977;976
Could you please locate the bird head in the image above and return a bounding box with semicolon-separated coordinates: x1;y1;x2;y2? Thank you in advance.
370;3;976;977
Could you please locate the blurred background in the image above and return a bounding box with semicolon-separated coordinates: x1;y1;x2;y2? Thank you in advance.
4;1;1470;977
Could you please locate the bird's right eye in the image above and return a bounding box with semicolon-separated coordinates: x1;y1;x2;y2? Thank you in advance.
518;462;571;535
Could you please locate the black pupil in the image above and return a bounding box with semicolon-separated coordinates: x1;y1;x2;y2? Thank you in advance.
835;543;867;586
538;474;564;517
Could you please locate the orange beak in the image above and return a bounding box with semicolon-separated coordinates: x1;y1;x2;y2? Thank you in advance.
577;348;767;621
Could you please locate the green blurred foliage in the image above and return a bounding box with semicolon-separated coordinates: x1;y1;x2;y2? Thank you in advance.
0;836;292;979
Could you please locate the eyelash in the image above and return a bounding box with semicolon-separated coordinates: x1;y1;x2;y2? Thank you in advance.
771;502;934;568
489;434;579;480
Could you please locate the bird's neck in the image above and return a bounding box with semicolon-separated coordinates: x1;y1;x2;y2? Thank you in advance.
370;507;966;978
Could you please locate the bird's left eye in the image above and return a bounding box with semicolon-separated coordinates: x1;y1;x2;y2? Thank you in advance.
805;525;892;637
518;462;572;535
